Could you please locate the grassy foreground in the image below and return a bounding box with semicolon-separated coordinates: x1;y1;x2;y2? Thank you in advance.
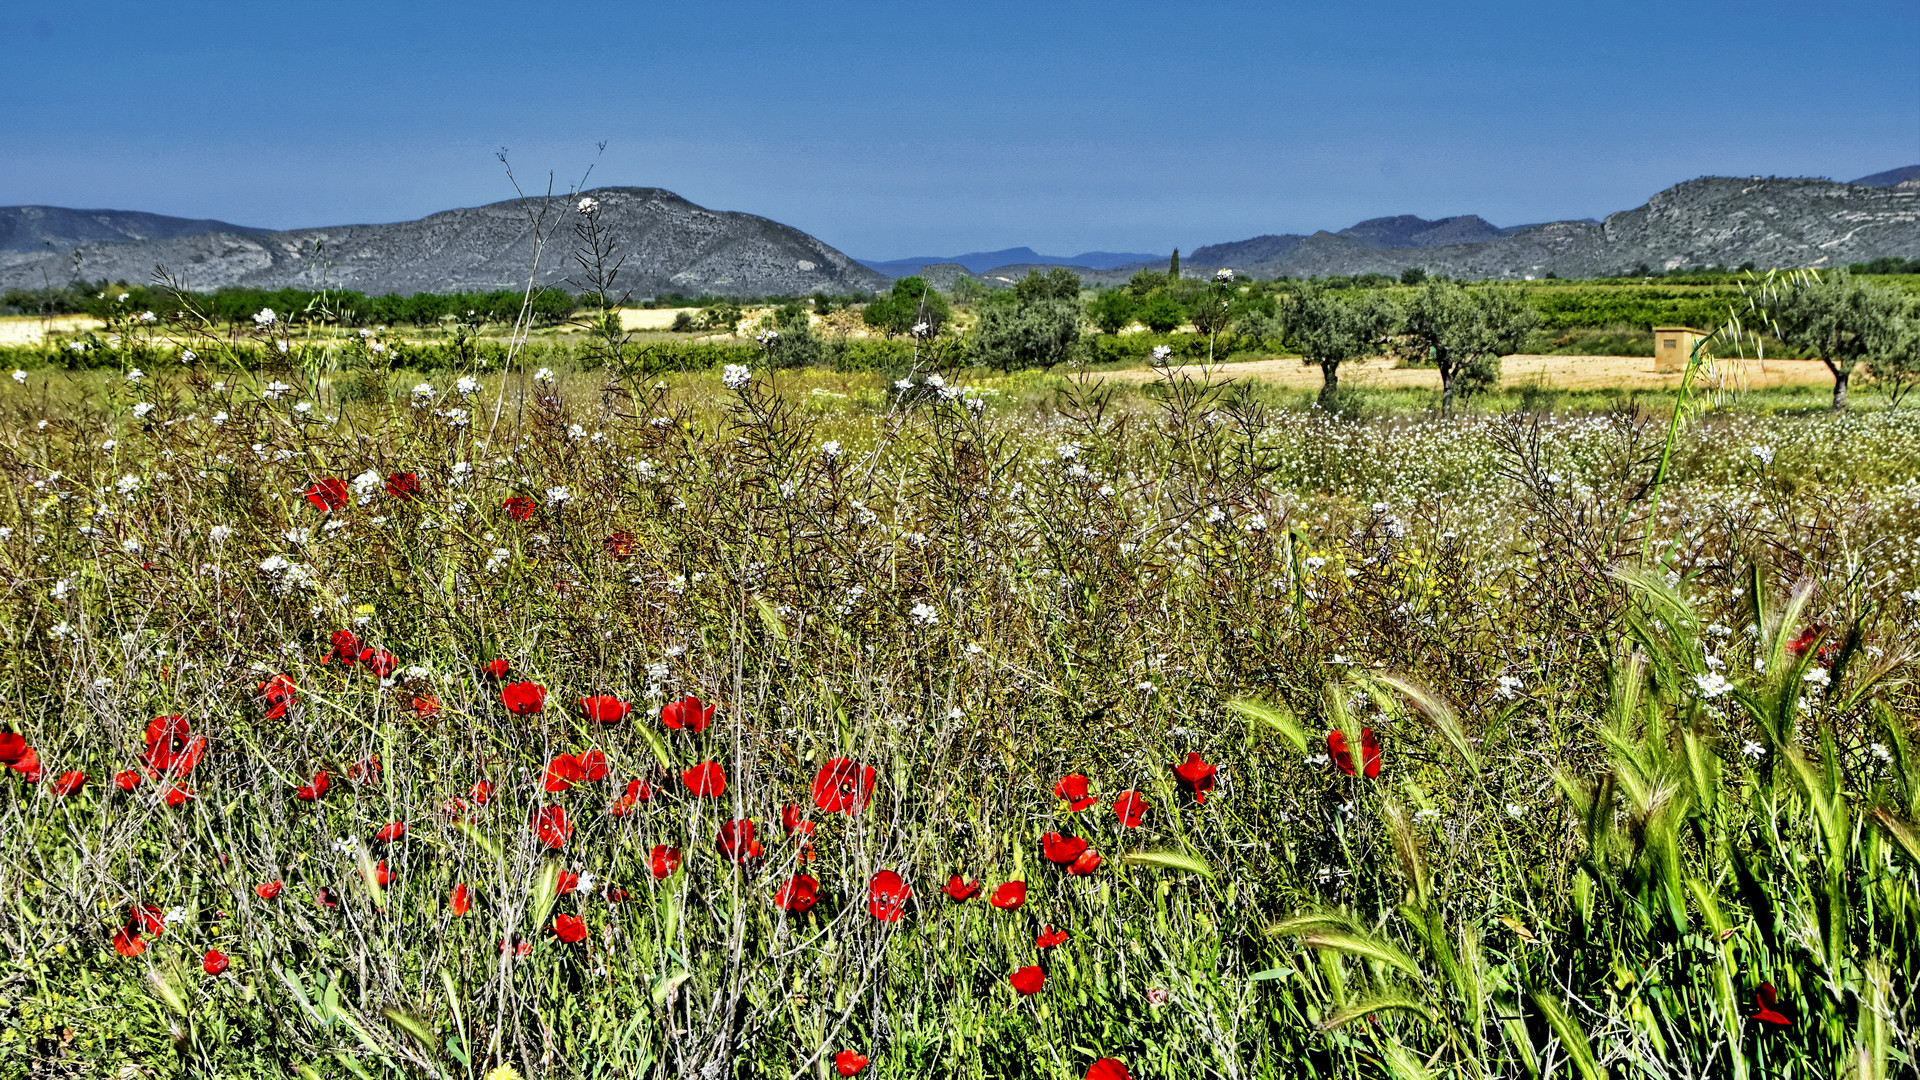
1;360;1917;1079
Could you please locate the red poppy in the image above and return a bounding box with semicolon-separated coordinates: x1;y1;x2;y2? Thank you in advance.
483;659;512;681
609;777;651;817
717;819;762;863
140;716;206;778
944;875;982;902
165;783;193;806
450;883;472;916
202;949;229;975
834;1052;869;1077
1754;983;1792;1026
1009;966;1045;995
112;927;147;957
660;694;715;733
867;870;912;922
373;860;394;888
579;749;609;782
7;745;40;782
544;754;586;792
296;769;330;801
535;806;573;850
604;531;638;560
256;881;284;900
1067;849;1104;876
130;904;166;935
304;477;349;511
373;821;407;844
359;648;397;678
552;913;588;943
1112;791;1149;828
991;881;1027;909
1173;751;1217;803
385;472;420;500
581;695;630;725
1086;1059;1131;1080
557;872;580;894
328;630;362;665
52;770;86;797
782;804;816;838
603;885;631;903
501;681;546;716
470;780;494;804
411;695;441;717
682;761;727;798
812;757;877;815
1055;774;1096;811
1328;728;1382;779
503;495;538;521
1036;925;1068;948
258;674;298;719
348;754;381;785
0;732;26;764
1042;832;1089;864
649;844;682;879
114;769;140;791
316;887;340;910
775;874;820;914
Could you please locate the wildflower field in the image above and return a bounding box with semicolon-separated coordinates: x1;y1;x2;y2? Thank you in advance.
3;347;1919;1080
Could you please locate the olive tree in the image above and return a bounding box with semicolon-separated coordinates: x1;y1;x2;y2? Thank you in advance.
1283;285;1401;407
1401;281;1538;413
1768;270;1905;411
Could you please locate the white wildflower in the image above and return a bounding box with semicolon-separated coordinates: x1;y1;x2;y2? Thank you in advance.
209;525;233;543
534;368;555;384
252;308;276;326
455;376;480;396
721;364;751;389
1693;671;1734;699
909;601;939;626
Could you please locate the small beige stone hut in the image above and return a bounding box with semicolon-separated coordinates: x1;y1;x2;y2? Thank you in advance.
1653;327;1710;373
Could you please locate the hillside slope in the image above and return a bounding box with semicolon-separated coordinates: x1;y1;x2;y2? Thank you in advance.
0;188;886;298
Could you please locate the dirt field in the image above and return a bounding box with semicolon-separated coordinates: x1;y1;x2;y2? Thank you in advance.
0;315;100;346
1093;353;1834;392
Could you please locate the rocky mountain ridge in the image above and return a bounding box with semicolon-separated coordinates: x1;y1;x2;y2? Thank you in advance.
1193;175;1920;280
0;188;885;298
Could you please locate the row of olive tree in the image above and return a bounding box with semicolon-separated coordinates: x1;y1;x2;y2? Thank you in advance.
1287;280;1538;411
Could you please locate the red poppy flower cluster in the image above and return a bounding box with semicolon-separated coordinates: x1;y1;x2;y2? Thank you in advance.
1174;751;1217;803
1327;727;1383;779
503;495;538;521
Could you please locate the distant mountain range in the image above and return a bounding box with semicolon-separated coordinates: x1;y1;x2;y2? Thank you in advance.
858;247;1163;277
0;188;885;298
1189;172;1920;280
2;166;1915;297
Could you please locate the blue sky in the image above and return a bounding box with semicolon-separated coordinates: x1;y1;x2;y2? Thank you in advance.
2;1;1915;259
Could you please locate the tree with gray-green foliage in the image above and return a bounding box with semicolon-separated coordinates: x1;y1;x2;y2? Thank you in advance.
972;269;1082;372
1872;305;1920;408
1283;285;1401;407
1401;281;1539;413
1766;270;1906;411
